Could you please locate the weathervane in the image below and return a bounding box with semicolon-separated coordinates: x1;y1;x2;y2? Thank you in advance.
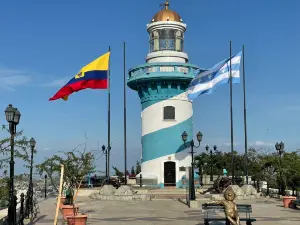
159;0;169;10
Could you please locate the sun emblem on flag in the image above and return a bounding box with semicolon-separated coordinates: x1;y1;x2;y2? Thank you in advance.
75;71;85;79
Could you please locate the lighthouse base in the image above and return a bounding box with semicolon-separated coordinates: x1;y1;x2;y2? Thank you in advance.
137;150;196;188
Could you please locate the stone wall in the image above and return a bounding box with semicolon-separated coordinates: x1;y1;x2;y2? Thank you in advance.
127;178;136;185
210;185;261;200
90;185;153;201
136;177;158;186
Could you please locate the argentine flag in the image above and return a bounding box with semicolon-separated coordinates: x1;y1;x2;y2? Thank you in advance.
187;51;242;101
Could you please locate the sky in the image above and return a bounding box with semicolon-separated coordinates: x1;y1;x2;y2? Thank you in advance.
0;0;299;176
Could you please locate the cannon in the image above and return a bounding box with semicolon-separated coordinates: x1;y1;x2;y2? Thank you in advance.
201;176;236;194
213;176;233;193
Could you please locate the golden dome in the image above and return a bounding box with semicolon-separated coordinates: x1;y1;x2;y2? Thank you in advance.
151;1;182;23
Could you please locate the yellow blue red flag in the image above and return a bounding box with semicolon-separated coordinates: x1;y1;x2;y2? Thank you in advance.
49;52;110;101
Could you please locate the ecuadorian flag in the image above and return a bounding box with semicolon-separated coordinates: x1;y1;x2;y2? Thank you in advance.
49;52;110;101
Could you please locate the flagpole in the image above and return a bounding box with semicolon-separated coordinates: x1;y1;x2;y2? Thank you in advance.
229;41;235;184
242;45;249;184
123;41;127;185
107;46;111;183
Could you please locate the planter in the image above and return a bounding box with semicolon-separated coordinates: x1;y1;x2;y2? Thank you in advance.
61;205;79;219
66;214;88;225
282;196;296;208
56;196;66;203
57;196;67;208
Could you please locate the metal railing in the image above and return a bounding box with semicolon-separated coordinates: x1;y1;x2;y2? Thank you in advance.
1;193;25;225
1;191;41;225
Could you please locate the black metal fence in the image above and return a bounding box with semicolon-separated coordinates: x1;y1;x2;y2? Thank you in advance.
1;193;26;225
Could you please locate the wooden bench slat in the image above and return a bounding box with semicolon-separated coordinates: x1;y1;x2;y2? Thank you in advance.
202;203;256;223
205;218;256;222
202;204;252;212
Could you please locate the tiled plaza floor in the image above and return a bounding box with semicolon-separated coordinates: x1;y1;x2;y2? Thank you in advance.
31;196;300;225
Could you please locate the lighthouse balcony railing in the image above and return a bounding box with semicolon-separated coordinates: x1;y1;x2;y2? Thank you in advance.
128;63;200;80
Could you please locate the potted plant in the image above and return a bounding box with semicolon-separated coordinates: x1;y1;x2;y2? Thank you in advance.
61;179;83;219
66;213;88;225
36;143;95;224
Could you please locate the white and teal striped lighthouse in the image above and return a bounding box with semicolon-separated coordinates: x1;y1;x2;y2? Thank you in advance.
127;1;199;188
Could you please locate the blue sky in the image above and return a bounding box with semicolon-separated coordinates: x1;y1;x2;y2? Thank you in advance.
0;0;299;175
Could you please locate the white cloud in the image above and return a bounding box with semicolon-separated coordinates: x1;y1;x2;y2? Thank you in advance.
220;141;273;148
38;77;70;88
0;67;32;91
43;147;52;151
251;141;273;147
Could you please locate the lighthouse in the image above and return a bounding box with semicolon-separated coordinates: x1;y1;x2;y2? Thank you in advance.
127;1;199;188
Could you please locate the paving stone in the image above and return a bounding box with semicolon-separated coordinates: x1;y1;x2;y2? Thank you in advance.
31;194;300;225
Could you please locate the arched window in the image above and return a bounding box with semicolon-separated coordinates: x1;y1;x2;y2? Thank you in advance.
163;106;175;120
175;31;184;52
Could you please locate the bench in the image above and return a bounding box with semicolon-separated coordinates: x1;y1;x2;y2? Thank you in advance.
202;203;256;225
291;199;300;208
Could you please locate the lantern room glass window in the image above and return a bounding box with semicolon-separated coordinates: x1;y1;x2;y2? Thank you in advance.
149;29;184;53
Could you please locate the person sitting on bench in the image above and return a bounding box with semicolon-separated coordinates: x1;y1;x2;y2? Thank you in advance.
207;187;240;225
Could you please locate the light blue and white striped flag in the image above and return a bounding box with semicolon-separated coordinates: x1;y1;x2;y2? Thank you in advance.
187;51;242;101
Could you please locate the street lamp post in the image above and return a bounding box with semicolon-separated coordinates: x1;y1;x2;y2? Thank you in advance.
181;131;203;201
275;142;285;195
5;104;21;225
26;137;36;218
205;145;217;182
44;174;47;199
102;145;111;184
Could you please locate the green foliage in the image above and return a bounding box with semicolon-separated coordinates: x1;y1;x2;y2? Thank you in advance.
194;147;300;190
0;125;32;170
0;124;32;206
36;147;95;191
135;161;141;174
194;150;244;176
0;178;9;208
130;166;135;175
112;167;124;177
282;151;300;191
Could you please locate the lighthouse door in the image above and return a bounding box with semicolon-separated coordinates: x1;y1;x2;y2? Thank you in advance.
164;161;176;186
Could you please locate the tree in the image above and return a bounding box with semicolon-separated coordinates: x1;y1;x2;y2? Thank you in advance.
112;167;124;177
0;124;31;206
36;145;95;193
0;178;9;207
130;166;135;176
282;151;300;195
135;161;141;174
0;125;31;170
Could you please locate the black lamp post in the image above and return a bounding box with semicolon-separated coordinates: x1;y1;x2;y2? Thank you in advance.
5;104;21;225
44;174;47;199
102;145;111;183
205;145;217;182
181;131;203;201
275;141;285;195
25;137;36;218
